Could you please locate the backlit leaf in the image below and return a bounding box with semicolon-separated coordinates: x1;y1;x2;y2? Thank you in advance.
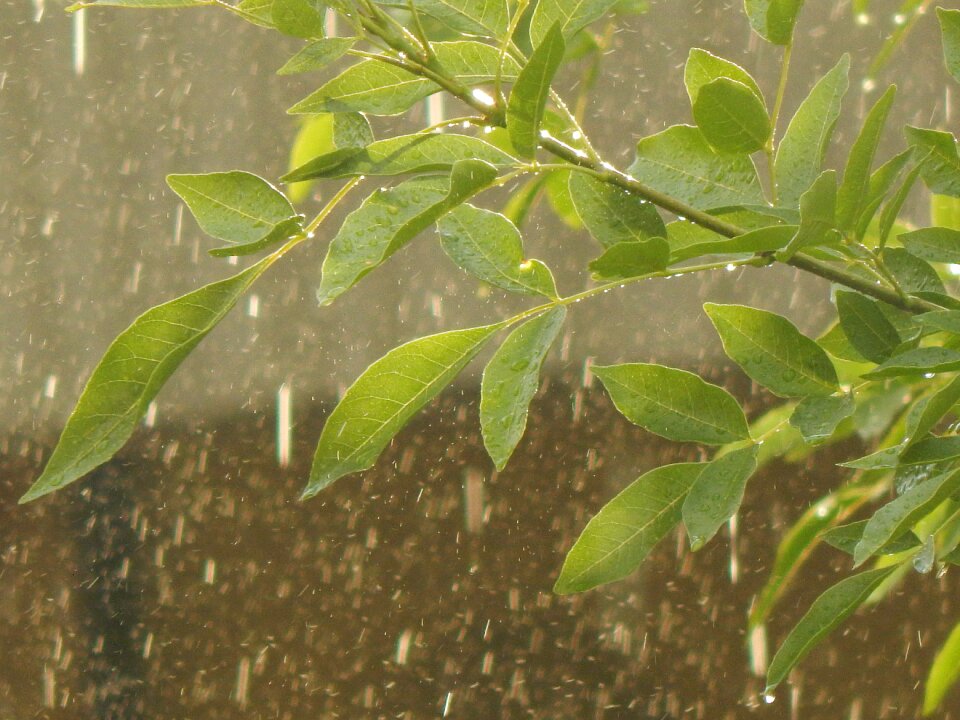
588;238;669;280
682;445;759;550
862;347;960;379
821;521;919;556
789;393;855;444
671;224;795;263
529;0;618;45
379;0;509;36
507;22;566;159
286;112;373;202
937;8;960;84
271;0;324;38
684;48;764;106
906;126;960;198
277;37;357;75
924;620;960;715
777;169;838;260
744;0;804;45
569;172;666;248
693;77;771;154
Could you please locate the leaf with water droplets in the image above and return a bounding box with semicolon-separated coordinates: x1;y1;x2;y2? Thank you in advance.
682;444;759;551
693;78;771;154
862;347;960;379
480;307;566;470
569;172;666;248
272;0;324;38
835;291;901;364
670;224;795;263
821;521;920;556
304;323;505;497
900;227;960;265
901;375;960;451
901;436;960;466
529;0;618;45
765;565;898;695
906;126;960;198
507;22;565;159
592;363;750;445
554;462;705;594
924;619;960;714
286;112;374;203
789;393;854;444
777;169;838;260
882;247;946;295
917;310;960;336
588;238;669;281
938;8;960;84
379;0;509;36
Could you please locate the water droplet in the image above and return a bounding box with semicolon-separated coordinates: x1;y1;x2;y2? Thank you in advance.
763;692;776;704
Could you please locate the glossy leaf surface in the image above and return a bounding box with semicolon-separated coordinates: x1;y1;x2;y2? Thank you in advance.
789;393;854;444
863;347;960;379
684;48;763;105
744;0;804;45
836;291;900;364
693;78;771;154
568;172;666;248
507;22;565;159
906;126;960;198
938;8;960;84
588;239;669;280
900;227;960;264
682;444;759;550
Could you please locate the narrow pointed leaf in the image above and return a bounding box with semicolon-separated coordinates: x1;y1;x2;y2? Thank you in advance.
317;160;498;305
902;375;960;449
901;436;960;466
900;227;960;264
592;363;750;445
854;468;960;566
568;172;666;248
906;126;960;198
765;566;898;694
789;393;855;444
924;620;960;715
744;0;804;45
277;37;357;75
507;22;565;159
862;347;960;379
705;303;839;397
554;463;705;594
775;54;849;207
684;48;764;106
878;162;923;248
835;291;901;363
588;238;669;280
938;8;960;83
682;445;759;550
529;0;618;45
918;310;960;335
693;77;771;154
480;307;566;470
304;323;504;497
20;258;275;503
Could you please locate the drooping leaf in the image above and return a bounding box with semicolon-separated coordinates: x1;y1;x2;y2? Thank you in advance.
304;323;504;497
704;303;839;397
900;227;960;264
682;445;759;550
777;170;838;260
765;566;898;695
167;171;299;249
568;172;666;248
744;0;804;45
437;204;558;297
821;520;920;556
836;85;896;231
543;169;583;228
272;0;324;38
881;247;946;295
277;37;357;75
588;238;670;280
684;48;764;106
529;0;618;45
693;78;771;154
789;393;855;444
775;54;849;207
592;363;750;445
905;126;960;198
480;307;566;470
317;160;498;305
554;463;705;594
284;132;515;181
628;125;764;210
924;620;960;715
507;22;566;159
835;291;901;363
862;347;960;379
20;258;276;503
938;8;960;84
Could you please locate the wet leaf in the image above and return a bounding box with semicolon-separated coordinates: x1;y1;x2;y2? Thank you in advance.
835;291;900;363
277;37;357;75
317;160;498;304
684;48;764;106
682;445;759;550
304;323;504;497
554;463;705;594
208;216;304;257
882;247;946;295
777;170;838;260
902;375;960;449
925;620;960;714
381;0;509;36
529;0;618;45
854;468;960;566
838;445;902;470
862;347;960;379
286;112;373;202
917;310;960;335
704;303;839;397
905;125;960;198
569;172;666;248
821;521;920;556
775;54;849;207
789;394;855;444
437;204;558;297
627;125;764;210
671;224;795;263
588;238;669;280
235;0;273;26
507;22;565;159
272;0;324;38
693;78;771;154
877;162;923;248
901;436;960;466
938;8;960;84
592;363;750;445
480;307;566;470
900;227;960;264
744;0;804;45
21;258;275;503
765;566;898;695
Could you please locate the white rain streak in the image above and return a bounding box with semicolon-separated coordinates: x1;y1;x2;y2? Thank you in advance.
144;401;157;428
323;6;337;37
748;624;768;677
462;467;486;534
442;691;454;717
44;375;57;399
173;204;183;246
277;383;292;468
394;629;413;665
426;94;445;127
72;10;85;76
247;294;260;318
203;558;216;584
234;657;250;709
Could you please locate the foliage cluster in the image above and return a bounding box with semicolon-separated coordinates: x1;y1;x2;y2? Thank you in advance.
23;0;960;709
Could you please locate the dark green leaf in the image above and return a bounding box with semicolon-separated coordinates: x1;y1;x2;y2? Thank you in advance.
704;303;839;397
765;566;898;695
835;290;901;363
277;37;357;75
938;8;960;83
588;238;669;280
789;394;855;444
592;363;750;445
554;463;705;593
437;204;558;297
924;620;960;715
529;0;618;45
863;347;960;379
777;170;838;260
744;0;804;45
480;307;566;470
272;0;324;38
905;126;960;198
568;172;666;248
507;22;566;159
684;48;764;106
821;521;919;556
304;323;504;497
882;247;946;295
900;227;960;264
693;78;771;154
20;258;275;503
682;445;759;550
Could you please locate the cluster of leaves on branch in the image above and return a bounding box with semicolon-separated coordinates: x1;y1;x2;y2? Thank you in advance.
22;0;960;710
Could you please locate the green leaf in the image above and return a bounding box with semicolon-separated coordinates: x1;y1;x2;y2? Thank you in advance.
383;0;509;37
684;48;764;106
821;521;919;557
628;125;764;210
592;363;750;445
568;172;666;248
775;54;849;207
507;22;566;159
900;227;960;264
863;347;960;379
588;239;669;280
938;8;960;83
284;132;515;181
901;436;960;466
208;216;304;257
20;258;275;503
277;37;357;75
881;247;946;295
836;85;896;231
835;291;901;363
924;620;960;715
304;323;504;497
480;307;566;470
233;0;273;26
905;126;960;198
553;463;705;594
272;0;324;38
437;204;558;297
917;310;960;335
789;393;855;444
529;0;618;45
670;224;796;264
286;112;373;203
67;0;207;9
682;445;759;550
543;169;583;228
744;0;804;45
854;467;960;565
878;162;923;248
693;78;771;154
765;566;898;695
317;160;498;305
167;171;298;246
838;445;902;470
902;375;960;448
777;170;838;260
704;303;839;397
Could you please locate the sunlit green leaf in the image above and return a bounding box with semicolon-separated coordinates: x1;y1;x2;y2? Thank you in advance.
529;0;618;45
480;307;566;470
835;291;900;363
208;216;304;257
507;22;566;159
554;463;705;594
900;227;960;264
272;0;324;38
588;238;669;280
924;620;960;715
682;445;758;550
286;112;373;202
693;78;771;154
304;323;504;497
863;347;960;379
593;363;750;445
378;0;509;36
569;172;666;248
790;393;855;444
917;310;960;335
671;224;795;263
937;8;960;84
901;436;960;466
777;170;838;260
684;48;764;106
744;0;804;45
277;37;357;75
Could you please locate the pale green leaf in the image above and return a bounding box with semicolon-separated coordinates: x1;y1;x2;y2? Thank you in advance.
208;216;304;257
900;227;960;264
901;436;960;466
682;445;759;550
744;0;804;45
917;310;960;335
878;162;923;248
530;0;618;45
924;620;960;714
588;238;669;280
554;463;705;594
938;8;960;83
277;37;357;75
906;126;960;198
789;394;855;444
671;224;796;263
304;323;504;497
693;78;771;154
821;521;919;556
902;375;960;449
480;307;566;470
568;172;666;248
286;112;373;202
592;363;750;445
835;291;900;363
272;0;324;38
507;22;566;159
684;48;764;106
